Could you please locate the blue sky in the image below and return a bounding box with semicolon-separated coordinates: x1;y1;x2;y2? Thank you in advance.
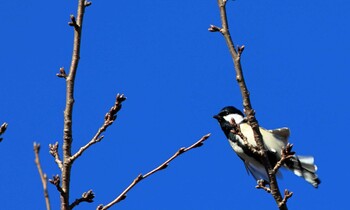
0;1;349;209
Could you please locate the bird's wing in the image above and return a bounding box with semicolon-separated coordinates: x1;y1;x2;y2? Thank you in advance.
243;161;268;181
242;159;283;181
269;127;290;139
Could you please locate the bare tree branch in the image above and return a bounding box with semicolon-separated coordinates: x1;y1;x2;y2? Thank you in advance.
33;143;51;210
60;1;90;209
0;122;8;142
280;189;293;207
97;133;211;210
210;0;291;209
256;179;271;193
49;142;63;171
56;67;67;79
70;190;95;209
49;175;65;198
272;144;295;174
36;0;211;209
70;94;126;162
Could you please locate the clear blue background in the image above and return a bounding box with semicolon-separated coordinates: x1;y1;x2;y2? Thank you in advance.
0;1;348;209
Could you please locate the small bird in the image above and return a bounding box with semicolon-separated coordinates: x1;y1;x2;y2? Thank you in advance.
213;106;320;188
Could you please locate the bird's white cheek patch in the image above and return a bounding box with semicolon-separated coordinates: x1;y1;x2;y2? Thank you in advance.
223;114;244;124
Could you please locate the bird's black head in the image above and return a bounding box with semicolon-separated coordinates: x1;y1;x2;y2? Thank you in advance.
213;106;244;137
213;106;244;121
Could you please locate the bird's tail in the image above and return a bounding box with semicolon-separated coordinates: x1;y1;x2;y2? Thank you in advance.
286;155;321;188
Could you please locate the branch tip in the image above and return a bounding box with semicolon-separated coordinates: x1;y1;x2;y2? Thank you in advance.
116;93;127;102
33;142;41;152
256;179;271;193
203;133;211;139
84;1;92;7
70;190;95;209
49;142;59;156
49;174;61;186
49;174;65;197
68;15;78;28
83;190;95;202
208;25;221;32
49;142;63;170
0;122;8;134
57;67;67;78
273;143;295;174
238;45;245;55
279;189;293;207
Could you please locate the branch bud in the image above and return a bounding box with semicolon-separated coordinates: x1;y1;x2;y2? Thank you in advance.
208;25;221;32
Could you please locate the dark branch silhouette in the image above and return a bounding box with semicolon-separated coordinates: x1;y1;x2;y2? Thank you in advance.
209;0;292;209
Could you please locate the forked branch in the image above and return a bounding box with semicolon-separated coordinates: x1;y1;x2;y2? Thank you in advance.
280;190;293;207
272;143;295;174
97;133;211;210
210;0;290;209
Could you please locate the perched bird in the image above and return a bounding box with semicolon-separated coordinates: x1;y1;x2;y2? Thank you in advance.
213;106;320;188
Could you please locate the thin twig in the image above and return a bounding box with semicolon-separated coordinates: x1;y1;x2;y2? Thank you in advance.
256;179;271;193
210;1;288;209
70;94;126;162
49;174;65;197
56;67;67;79
272;143;295;174
279;189;293;207
97;133;211;210
33;143;51;210
49;142;63;171
70;190;95;209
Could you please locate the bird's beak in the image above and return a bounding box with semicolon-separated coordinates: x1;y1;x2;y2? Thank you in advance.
213;114;220;120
